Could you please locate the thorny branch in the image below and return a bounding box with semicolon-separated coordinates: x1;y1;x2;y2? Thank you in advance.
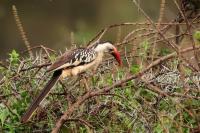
1;2;200;132
52;46;200;133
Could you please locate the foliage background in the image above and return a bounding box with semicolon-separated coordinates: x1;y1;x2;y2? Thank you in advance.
0;0;200;133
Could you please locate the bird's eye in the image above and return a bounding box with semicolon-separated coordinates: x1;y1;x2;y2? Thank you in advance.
109;48;114;52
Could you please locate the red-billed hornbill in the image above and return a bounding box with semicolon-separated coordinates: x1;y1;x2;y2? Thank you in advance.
21;42;122;123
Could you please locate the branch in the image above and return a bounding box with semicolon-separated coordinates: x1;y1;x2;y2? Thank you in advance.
51;46;200;133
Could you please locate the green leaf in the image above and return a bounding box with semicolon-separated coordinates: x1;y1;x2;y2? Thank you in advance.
9;50;19;65
194;31;200;42
107;76;113;85
0;106;10;126
131;64;140;74
117;70;124;79
125;88;131;97
49;54;57;62
160;48;171;56
141;40;150;52
154;123;163;133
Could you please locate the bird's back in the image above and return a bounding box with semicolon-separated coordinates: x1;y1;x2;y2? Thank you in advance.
48;48;97;72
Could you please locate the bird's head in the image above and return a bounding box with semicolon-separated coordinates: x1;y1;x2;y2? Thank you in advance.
94;42;122;66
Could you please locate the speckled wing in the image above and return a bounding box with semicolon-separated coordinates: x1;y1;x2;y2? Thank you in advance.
47;48;97;72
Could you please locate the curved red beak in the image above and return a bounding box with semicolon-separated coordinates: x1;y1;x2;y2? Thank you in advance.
111;48;122;66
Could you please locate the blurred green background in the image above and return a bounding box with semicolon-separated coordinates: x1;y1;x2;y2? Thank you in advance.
0;0;177;59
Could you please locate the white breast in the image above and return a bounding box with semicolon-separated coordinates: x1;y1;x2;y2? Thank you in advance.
61;52;104;78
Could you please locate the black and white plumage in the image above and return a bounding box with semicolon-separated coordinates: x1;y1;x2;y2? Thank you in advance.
47;48;97;76
21;42;122;123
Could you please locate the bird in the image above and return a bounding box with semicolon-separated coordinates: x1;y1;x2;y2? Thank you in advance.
21;42;122;123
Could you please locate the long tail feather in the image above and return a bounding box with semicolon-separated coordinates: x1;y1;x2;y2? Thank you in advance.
21;70;62;123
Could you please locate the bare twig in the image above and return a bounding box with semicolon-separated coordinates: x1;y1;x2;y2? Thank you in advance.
173;0;200;70
151;0;166;61
52;46;200;133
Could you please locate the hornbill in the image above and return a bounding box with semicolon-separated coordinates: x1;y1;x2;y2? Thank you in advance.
21;42;122;123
